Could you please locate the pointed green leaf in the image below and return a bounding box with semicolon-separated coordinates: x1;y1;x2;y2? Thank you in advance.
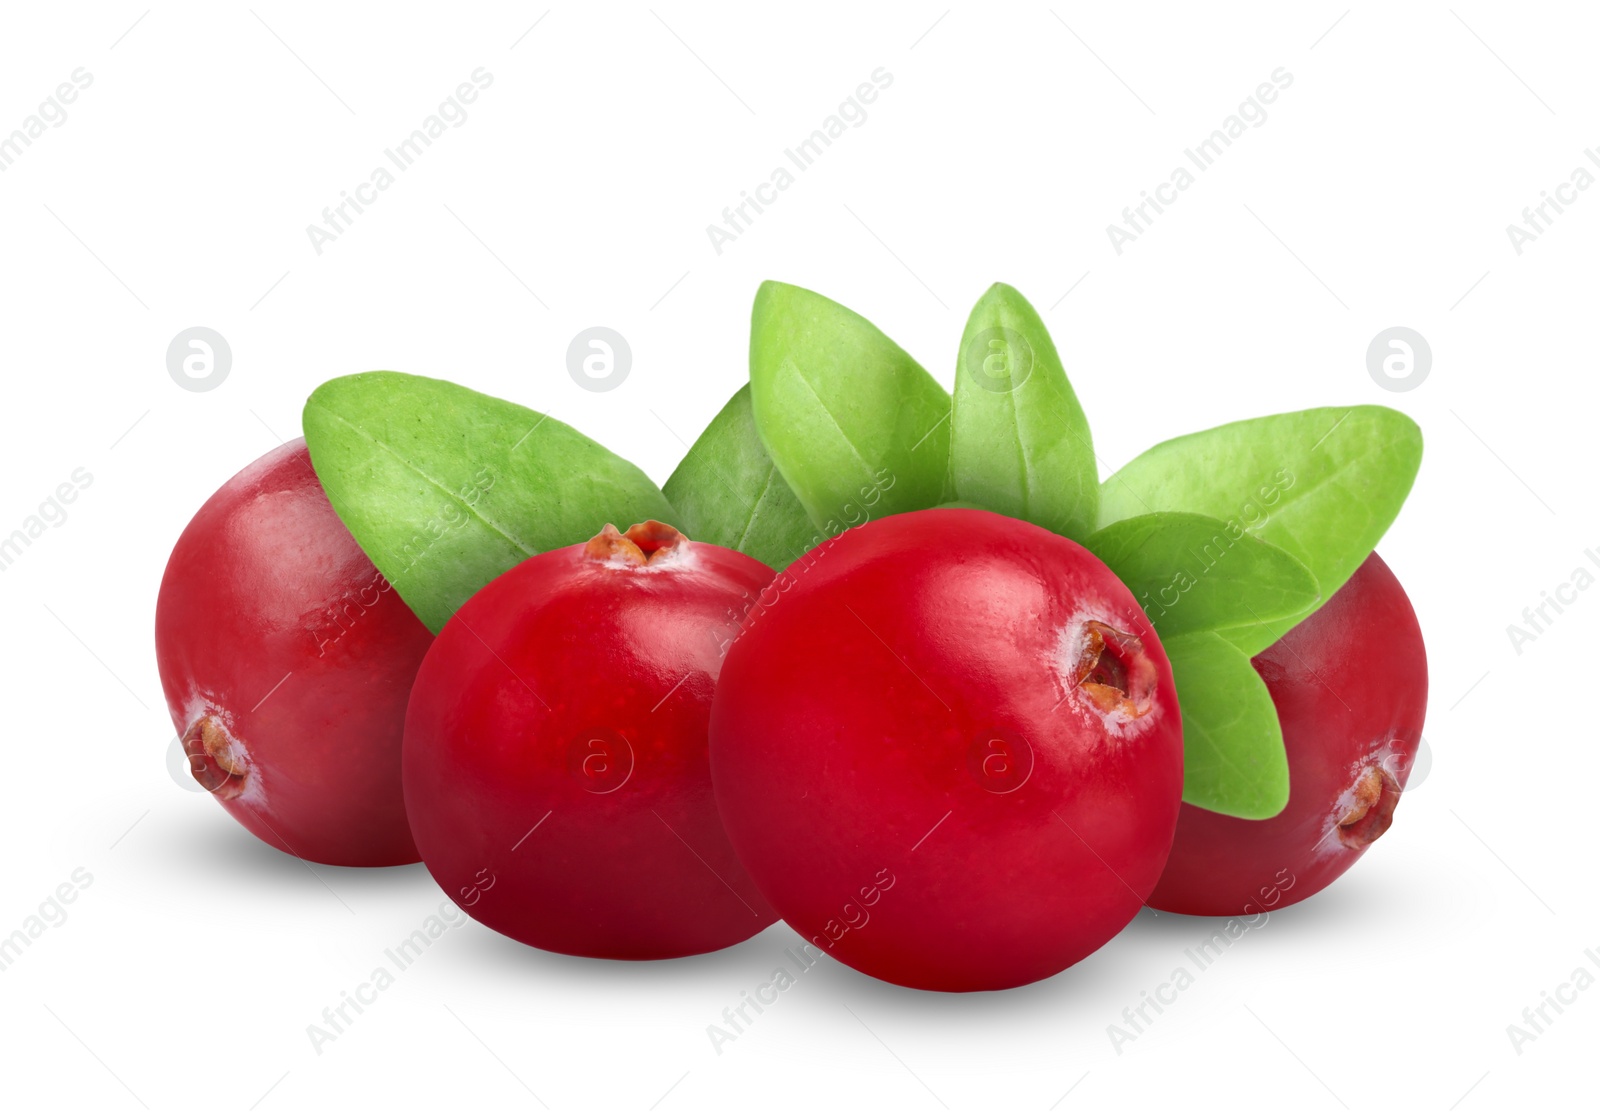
663;384;816;570
951;283;1098;540
1164;631;1290;819
749;281;950;535
1084;512;1319;638
303;371;677;632
1099;405;1421;654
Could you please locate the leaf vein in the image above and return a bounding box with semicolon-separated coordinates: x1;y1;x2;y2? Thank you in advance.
310;405;539;557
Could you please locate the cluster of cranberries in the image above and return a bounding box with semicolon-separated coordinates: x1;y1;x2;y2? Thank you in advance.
156;441;1427;992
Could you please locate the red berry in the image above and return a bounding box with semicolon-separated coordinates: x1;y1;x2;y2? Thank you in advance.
1148;552;1428;915
155;439;434;867
403;521;778;959
709;508;1185;991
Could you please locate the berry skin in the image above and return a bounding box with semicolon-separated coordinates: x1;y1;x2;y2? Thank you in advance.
155;438;434;867
1149;552;1428;916
708;508;1184;992
403;522;778;960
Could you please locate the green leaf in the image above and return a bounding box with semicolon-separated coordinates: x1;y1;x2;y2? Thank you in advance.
950;283;1098;540
303;371;677;632
749;281;950;535
1099;405;1421;654
1083;512;1319;638
1164;632;1290;819
663;384;816;570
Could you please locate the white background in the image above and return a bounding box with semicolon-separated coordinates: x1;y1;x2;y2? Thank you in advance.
0;2;1592;1116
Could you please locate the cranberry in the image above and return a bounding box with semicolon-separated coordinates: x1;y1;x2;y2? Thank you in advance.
708;508;1184;991
1148;552;1428;915
155;439;434;866
403;521;778;959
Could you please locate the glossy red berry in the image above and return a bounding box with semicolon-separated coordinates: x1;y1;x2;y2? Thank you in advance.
1149;552;1428;915
709;508;1185;992
403;521;778;959
155;438;434;866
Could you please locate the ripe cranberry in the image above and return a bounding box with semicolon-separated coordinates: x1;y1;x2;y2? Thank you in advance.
709;508;1184;991
1149;552;1428;915
403;521;778;959
155;439;433;866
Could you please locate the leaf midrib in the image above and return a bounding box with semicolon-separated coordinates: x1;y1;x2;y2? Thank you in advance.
779;357;877;484
1115;425;1415;540
1253;430;1416;540
310;403;539;557
733;465;777;552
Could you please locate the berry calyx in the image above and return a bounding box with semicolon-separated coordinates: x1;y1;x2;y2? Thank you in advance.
1072;620;1157;717
180;714;248;800
1336;765;1402;850
582;520;688;566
